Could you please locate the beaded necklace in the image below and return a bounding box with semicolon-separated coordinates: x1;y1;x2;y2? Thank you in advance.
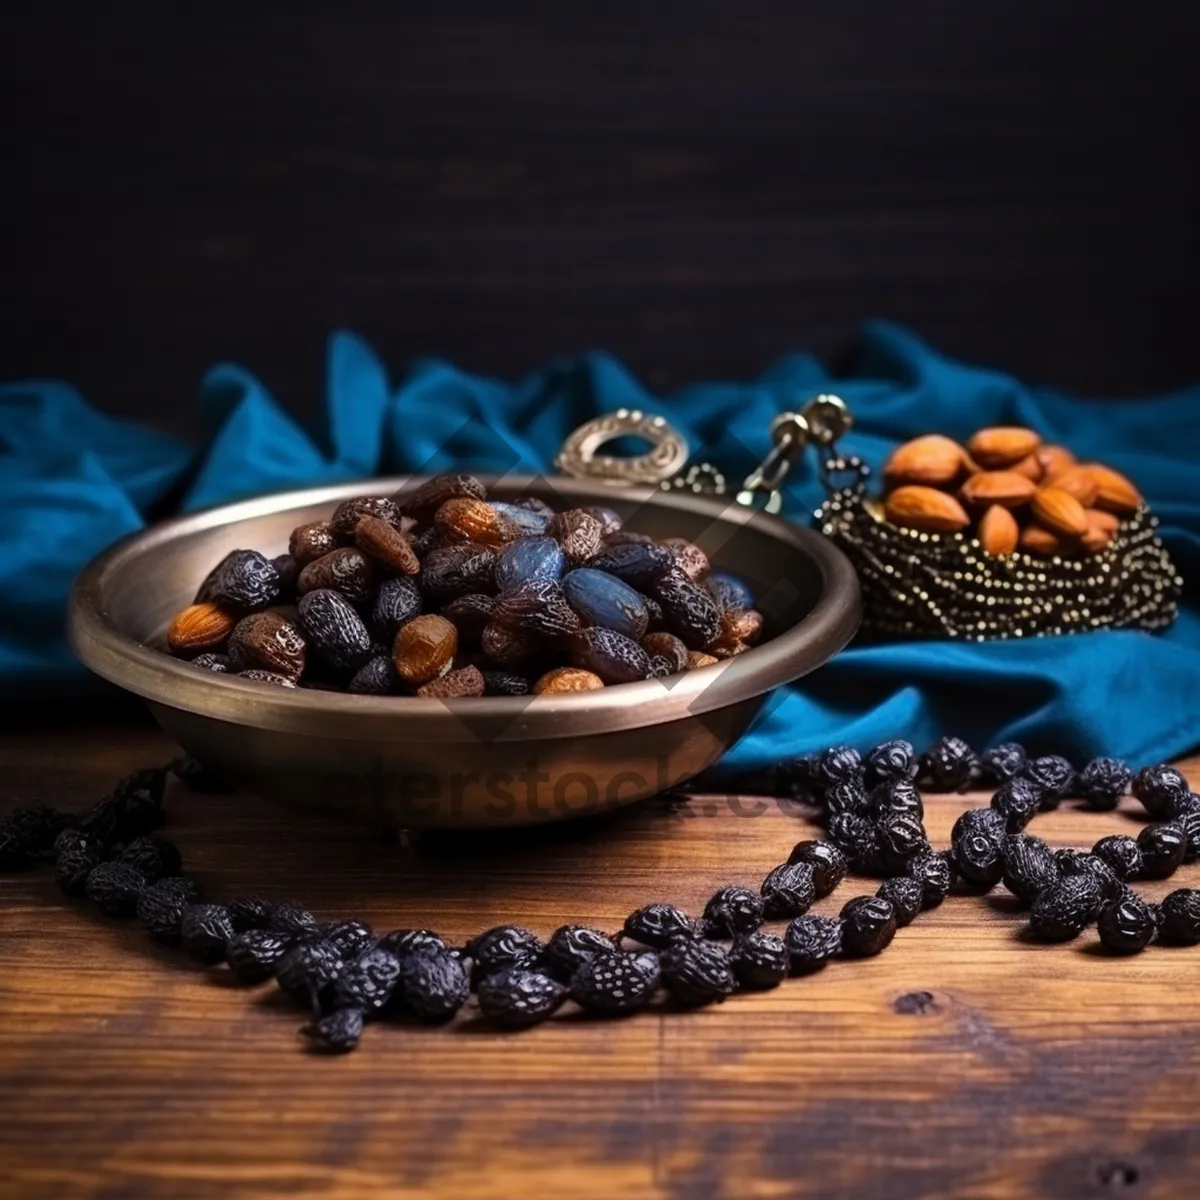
1;736;1196;1053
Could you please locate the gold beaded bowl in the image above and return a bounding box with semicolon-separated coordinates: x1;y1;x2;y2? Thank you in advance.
68;477;861;829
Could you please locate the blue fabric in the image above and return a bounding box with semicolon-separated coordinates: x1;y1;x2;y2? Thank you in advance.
3;323;1198;769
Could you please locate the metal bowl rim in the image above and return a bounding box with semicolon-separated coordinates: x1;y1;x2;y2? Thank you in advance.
68;475;861;742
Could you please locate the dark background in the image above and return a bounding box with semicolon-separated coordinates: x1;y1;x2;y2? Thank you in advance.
2;2;1197;435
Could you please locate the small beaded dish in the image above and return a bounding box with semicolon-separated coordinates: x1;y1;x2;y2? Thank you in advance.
563;396;1183;643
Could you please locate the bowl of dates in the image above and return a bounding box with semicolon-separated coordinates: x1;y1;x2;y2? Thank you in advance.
69;475;859;827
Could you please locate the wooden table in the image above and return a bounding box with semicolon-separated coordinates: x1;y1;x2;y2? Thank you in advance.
2;719;1197;1199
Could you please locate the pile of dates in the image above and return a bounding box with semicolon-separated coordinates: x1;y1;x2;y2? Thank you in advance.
163;474;764;697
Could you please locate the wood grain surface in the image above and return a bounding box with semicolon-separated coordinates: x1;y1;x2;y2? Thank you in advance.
1;719;1198;1199
2;2;1198;433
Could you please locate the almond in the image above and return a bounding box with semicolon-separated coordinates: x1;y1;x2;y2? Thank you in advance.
1020;524;1074;558
1045;464;1098;507
1037;444;1076;478
1088;464;1141;515
978;505;1019;557
882;434;967;487
884;485;970;534
1010;453;1044;483
959;470;1038;508
967;426;1042;469
1031;485;1088;538
167;602;238;657
1081;509;1118;553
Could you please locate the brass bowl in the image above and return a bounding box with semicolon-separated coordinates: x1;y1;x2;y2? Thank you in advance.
68;476;860;828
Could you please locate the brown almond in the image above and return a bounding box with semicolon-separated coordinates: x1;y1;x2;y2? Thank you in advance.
1088;464;1142;515
977;505;1019;557
1020;524;1074;558
888;482;969;535
882;434;967;487
1037;444;1076;478
1010;453;1044;483
884;486;970;534
959;471;1038;508
1031;486;1088;538
967;426;1042;469
1046;464;1099;507
1081;509;1118;553
166;602;238;657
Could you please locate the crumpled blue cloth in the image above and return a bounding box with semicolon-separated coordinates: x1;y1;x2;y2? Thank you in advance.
4;322;1198;771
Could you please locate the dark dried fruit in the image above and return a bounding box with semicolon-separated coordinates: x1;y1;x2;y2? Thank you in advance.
840;896;898;956
701;885;764;937
181;903;236;963
652;570;722;650
786;841;849;898
137;877;199;943
1175;808;1200;863
991;776;1043;831
817;745;863;788
548;509;604;565
868;777;923;820
355;515;420;575
730;932;790;989
370;576;423;642
540;926;617;982
1077;757;1132;811
117;836;182;883
330;496;404;544
195;549;281;613
481;668;531;696
493;536;566;591
661;537;710;582
421;542;497;600
660;939;736;1007
226;611;308;680
5;805;71;860
303;1006;364;1053
480;621;541;668
493;500;554;536
562;567;649;641
441;593;496;641
494;580;583;641
569;950;661;1015
1028;876;1103;941
759;862;816;919
1158;889;1200;945
85;861;145;917
784;914;843;972
1000;834;1061;904
864;739;917;785
1132;764;1190;819
239;669;297;688
1097;895;1158;955
827;812;880;871
289;520;338;566
951;806;1007;845
297;547;375;606
398;474;487;523
908;851;955;908
55;843;102;895
276;938;346;1010
642;632;689;673
271;553;300;602
979;742;1027;783
876;876;923;927
919;736;977;792
1056;850;1125;901
951;808;1006;887
1022;755;1076;805
322;920;376;957
397;947;470;1022
377;928;446;958
331;946;402;1014
468;925;544;987
825;779;869;817
297;588;373;673
569;626;651;685
1138;822;1188;878
434;497;516;548
227;929;295;983
589;542;675;589
270;902;321;938
874;813;930;873
620;903;695;948
1091;835;1143;880
393;613;459;687
348;655;399;695
478;969;568;1029
189;652;232;673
